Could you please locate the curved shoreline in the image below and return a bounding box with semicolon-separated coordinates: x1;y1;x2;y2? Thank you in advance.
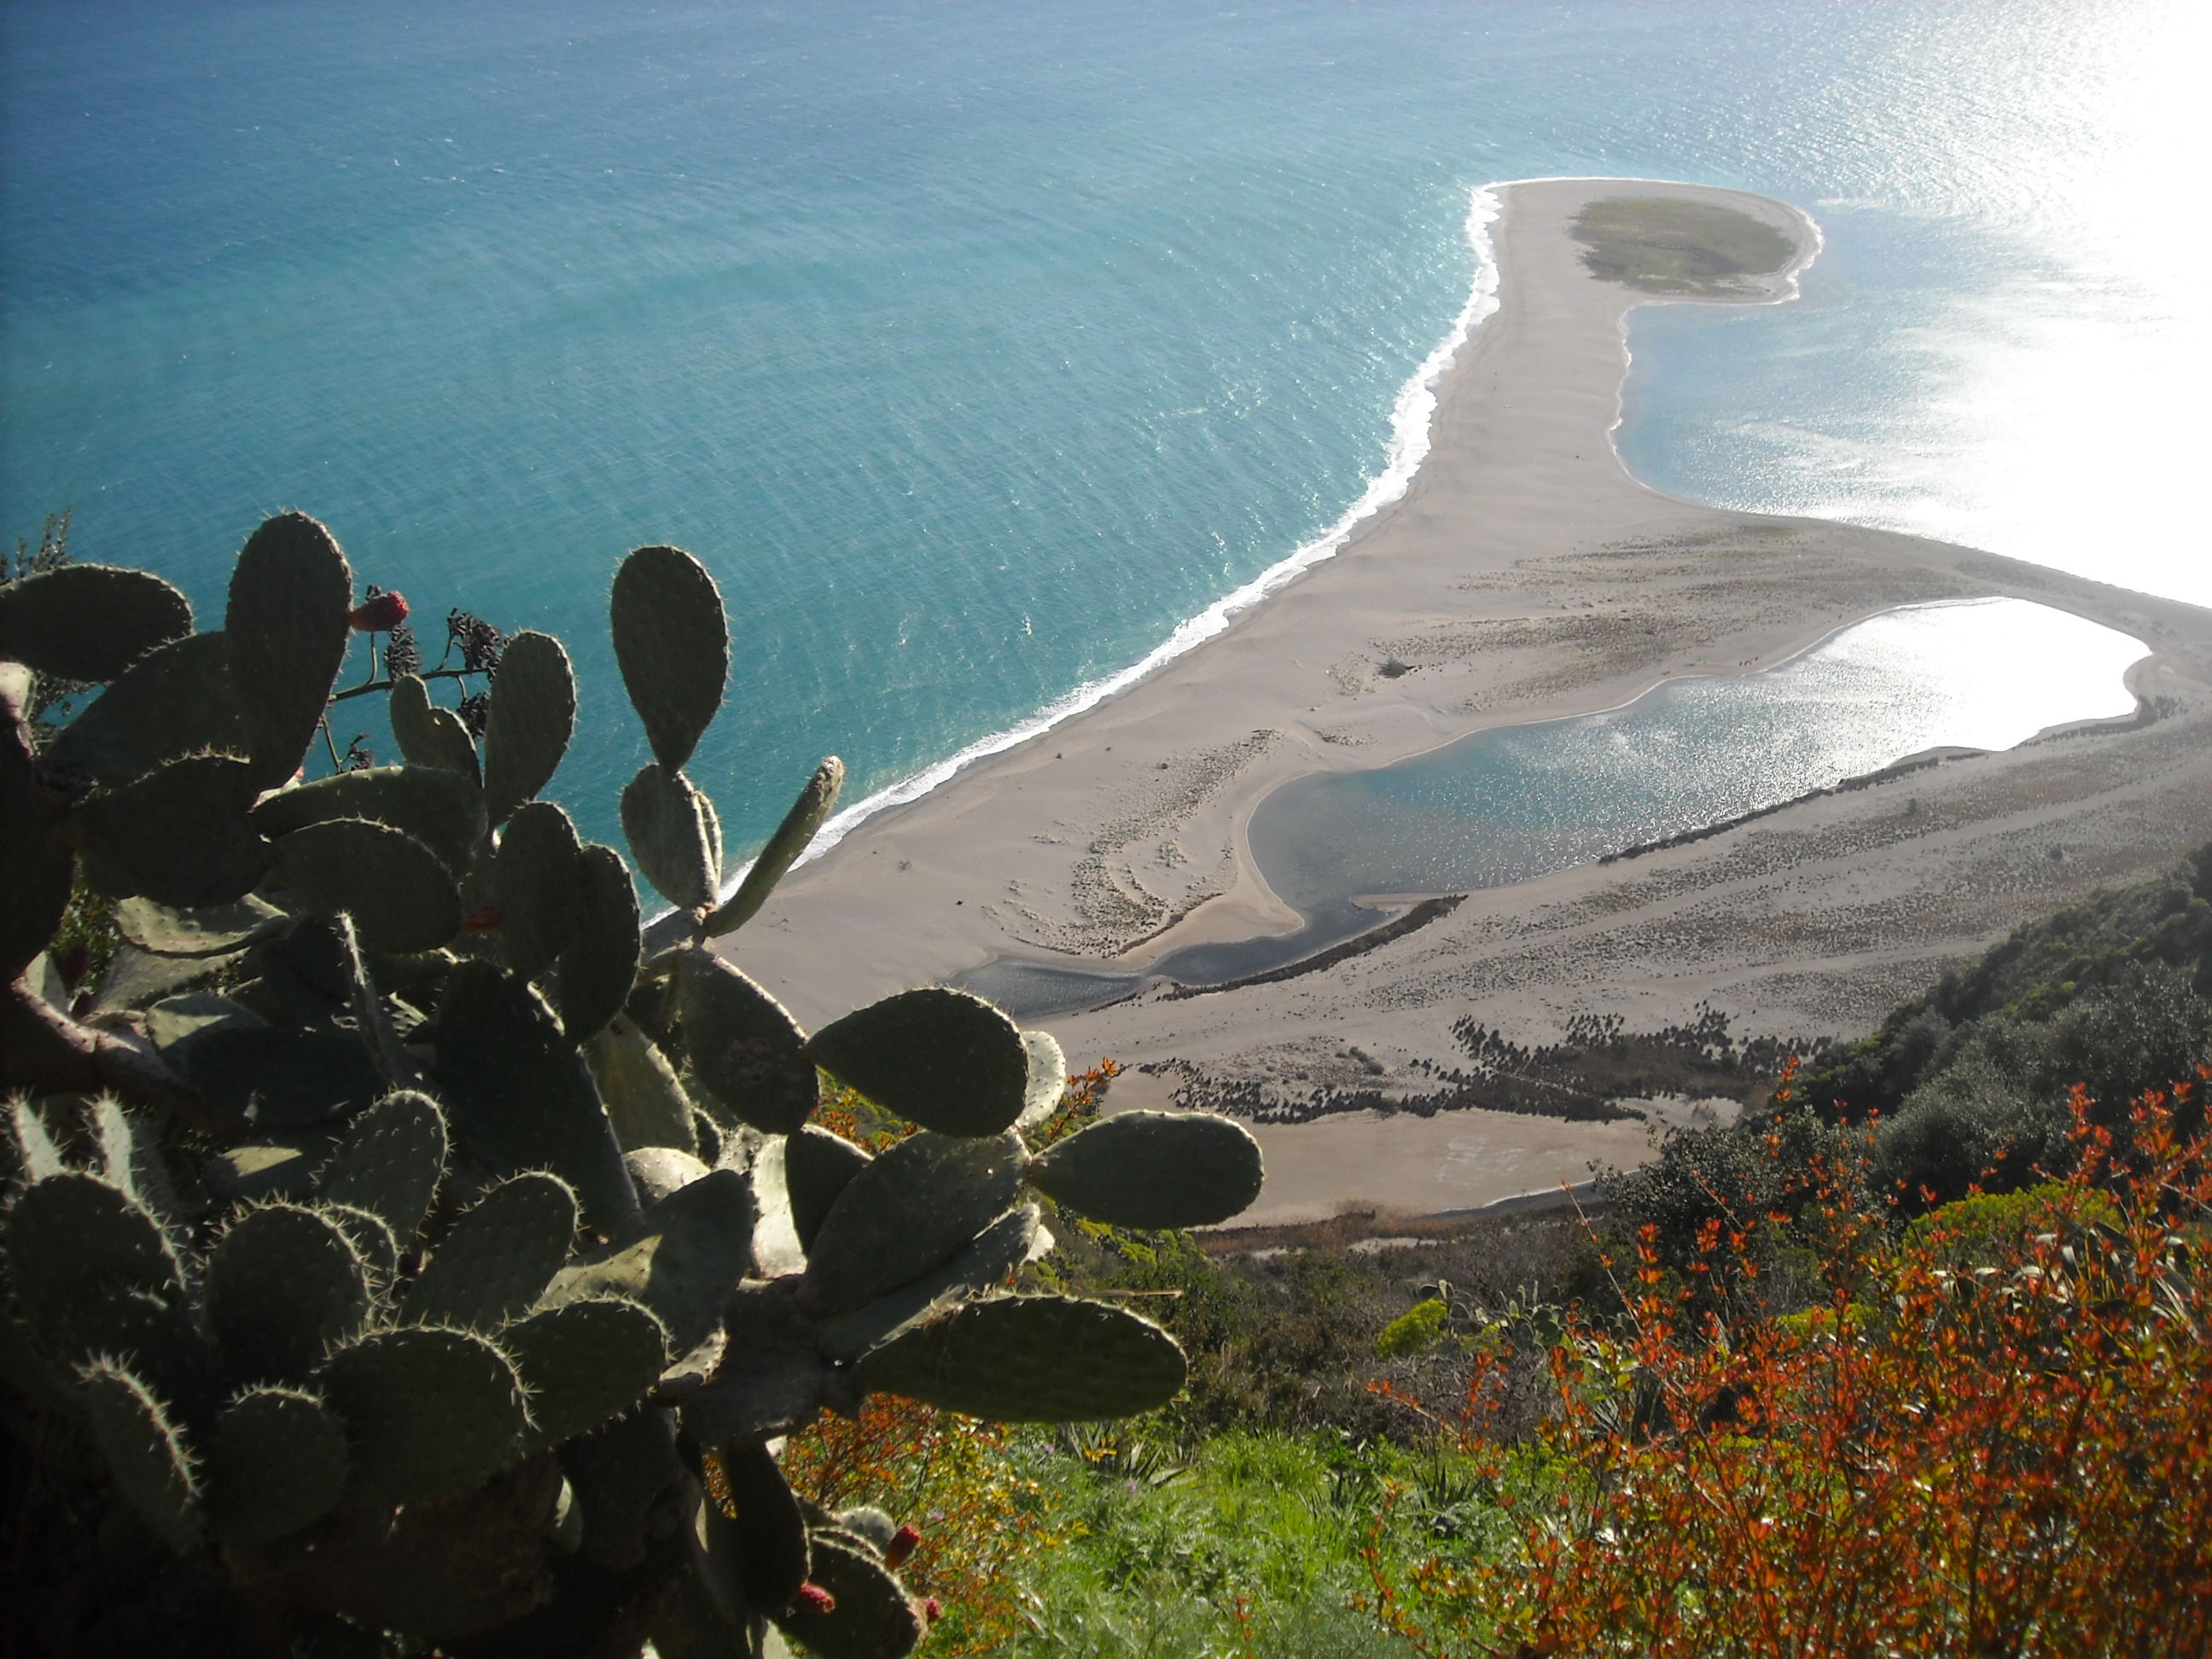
719;188;1506;897
724;177;1817;904
720;174;2212;1224
723;178;2212;1232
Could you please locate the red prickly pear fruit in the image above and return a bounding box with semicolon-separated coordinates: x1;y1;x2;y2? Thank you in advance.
462;901;503;934
795;1583;836;1615
349;590;410;632
885;1524;921;1569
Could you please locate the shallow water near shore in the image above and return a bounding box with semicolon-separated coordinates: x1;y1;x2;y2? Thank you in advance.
965;597;2146;1012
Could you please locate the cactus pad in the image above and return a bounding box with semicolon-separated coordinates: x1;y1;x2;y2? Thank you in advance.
315;1091;449;1243
717;1436;810;1615
818;1202;1043;1363
623;1145;713;1204
322;1201;403;1291
225;512;354;786
856;1294;1187;1422
253;765;487;880
145;990;265;1055
585;1014;700;1155
44;1284;220;1422
773;1530;925;1659
554;841;642;1041
676;949;818;1135
404;1172;579;1332
4;1172;181;1319
433;959;639;1230
571;1406;685;1571
783;1124;870;1254
115;893;287;958
387;672;481;782
705;754;843;939
505;1298;671;1448
6;1098;67;1186
322;1324;527;1510
1016;1029;1068;1129
610;544;728;774
77;754;270;908
684;1279;841;1445
620;763;720;911
0;562;192;681
206;1386;350;1546
206;1202;372;1381
75;1359;205;1553
1027;1109;1264;1229
543;1167;754;1356
801;1131;1027;1316
805;987;1029;1137
335;912;417;1087
180;1022;385;1128
480;629;576;828
44;630;249;785
88;1094;181;1226
494;800;583;981
273;817;462;955
2;722;73;978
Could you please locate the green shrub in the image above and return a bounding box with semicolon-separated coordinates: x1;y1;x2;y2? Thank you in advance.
1374;1297;1450;1359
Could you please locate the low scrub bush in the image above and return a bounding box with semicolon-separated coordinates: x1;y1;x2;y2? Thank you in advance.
1365;1084;2212;1656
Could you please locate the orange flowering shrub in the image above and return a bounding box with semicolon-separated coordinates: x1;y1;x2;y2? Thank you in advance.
779;1394;1057;1655
1365;1082;2212;1657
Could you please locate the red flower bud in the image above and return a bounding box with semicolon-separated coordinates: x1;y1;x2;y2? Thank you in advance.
349;591;410;632
795;1583;836;1615
885;1523;922;1569
924;1598;942;1623
462;901;503;934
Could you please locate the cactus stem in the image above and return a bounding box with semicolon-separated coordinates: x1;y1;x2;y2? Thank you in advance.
0;971;247;1138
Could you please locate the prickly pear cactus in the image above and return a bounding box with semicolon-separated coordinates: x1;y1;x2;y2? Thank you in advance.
1;516;1264;1658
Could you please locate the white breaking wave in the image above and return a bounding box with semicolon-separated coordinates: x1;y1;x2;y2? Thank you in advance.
714;183;1505;901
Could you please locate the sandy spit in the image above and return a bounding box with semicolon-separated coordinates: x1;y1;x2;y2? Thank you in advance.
724;179;2212;1227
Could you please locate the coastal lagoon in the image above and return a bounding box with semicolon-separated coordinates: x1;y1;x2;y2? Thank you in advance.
963;597;2148;1010
3;2;2200;871
1232;600;2145;956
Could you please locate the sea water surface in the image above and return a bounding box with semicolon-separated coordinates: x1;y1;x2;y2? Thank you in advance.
2;1;2200;867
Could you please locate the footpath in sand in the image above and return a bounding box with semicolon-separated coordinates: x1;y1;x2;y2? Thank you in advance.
726;178;2212;1228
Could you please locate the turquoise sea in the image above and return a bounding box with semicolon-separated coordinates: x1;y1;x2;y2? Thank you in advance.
3;1;2203;865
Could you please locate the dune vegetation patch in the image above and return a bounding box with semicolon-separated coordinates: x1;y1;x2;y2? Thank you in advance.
1570;195;1797;294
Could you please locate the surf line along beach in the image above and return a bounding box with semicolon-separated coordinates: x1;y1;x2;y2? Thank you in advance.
725;178;2212;1227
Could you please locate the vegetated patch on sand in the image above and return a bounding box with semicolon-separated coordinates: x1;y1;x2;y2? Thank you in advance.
1570;195;1796;294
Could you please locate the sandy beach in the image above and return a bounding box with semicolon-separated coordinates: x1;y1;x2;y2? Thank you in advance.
725;178;2212;1227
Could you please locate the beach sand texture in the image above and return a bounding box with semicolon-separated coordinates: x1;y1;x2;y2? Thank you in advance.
725;178;2212;1226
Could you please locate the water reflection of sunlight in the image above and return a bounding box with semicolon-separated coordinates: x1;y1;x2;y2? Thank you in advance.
1794;597;2145;754
1836;2;2209;601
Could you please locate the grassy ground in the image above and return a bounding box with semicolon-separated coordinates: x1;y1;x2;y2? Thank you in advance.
984;1427;1478;1658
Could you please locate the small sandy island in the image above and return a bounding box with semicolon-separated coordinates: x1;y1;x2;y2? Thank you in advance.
726;178;2212;1227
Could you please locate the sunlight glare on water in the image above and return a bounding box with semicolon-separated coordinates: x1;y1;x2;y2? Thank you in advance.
1764;598;2146;758
1621;0;2212;602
